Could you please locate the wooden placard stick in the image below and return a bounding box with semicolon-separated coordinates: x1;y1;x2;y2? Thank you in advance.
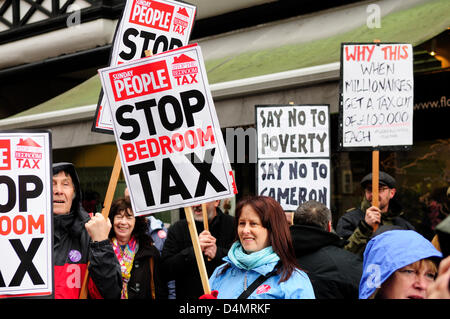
79;152;122;299
371;39;381;233
185;206;211;294
372;149;380;232
202;203;209;232
201;203;212;261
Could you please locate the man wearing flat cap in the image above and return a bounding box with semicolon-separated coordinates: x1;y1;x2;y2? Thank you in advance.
336;171;415;257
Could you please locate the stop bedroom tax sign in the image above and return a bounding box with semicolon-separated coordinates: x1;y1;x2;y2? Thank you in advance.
98;44;237;216
93;0;197;134
0;130;53;298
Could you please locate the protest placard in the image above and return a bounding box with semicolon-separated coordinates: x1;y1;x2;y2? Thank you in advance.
255;105;330;210
98;44;237;216
258;158;330;211
93;0;196;134
0;130;53;298
256;105;330;158
339;43;414;150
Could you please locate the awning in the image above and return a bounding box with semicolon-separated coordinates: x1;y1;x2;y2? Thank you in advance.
1;0;449;149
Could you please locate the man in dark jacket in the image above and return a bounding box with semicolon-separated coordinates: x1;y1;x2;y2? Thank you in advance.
161;200;235;299
291;200;362;299
336;171;415;256
52;162;121;299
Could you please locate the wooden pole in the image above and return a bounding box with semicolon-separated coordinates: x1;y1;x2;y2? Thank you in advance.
184;206;211;295
79;152;122;299
372;150;380;232
371;39;381;233
202;203;209;232
201;203;212;261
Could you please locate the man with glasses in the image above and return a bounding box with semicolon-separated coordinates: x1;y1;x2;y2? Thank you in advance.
336;171;415;257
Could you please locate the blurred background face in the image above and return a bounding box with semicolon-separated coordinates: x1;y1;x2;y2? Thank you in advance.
379;260;437;299
113;208;136;244
238;205;269;253
365;185;396;212
53;171;75;215
192;201;219;222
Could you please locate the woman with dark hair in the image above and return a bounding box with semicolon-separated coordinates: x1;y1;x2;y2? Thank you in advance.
89;197;168;299
207;196;315;299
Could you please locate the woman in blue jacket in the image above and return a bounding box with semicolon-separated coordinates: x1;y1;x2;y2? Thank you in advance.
208;196;315;299
359;230;442;299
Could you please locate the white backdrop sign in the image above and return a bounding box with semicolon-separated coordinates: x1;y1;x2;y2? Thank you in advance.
0;131;53;297
341;43;414;148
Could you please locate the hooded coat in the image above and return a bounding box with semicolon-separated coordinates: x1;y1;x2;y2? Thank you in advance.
290;224;363;299
52;162;121;299
359;230;442;299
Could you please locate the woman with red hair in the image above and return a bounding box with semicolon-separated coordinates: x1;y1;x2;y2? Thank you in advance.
207;196;315;299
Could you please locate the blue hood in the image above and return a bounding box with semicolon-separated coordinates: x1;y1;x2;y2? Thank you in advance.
359;230;442;299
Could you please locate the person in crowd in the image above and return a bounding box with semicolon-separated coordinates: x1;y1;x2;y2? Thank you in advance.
146;215;176;299
124;187;176;299
336;171;415;256
427;255;450;299
222;198;232;215
427;215;450;299
88;197;168;299
359;230;442;299
206;196;315;299
161;200;235;299
291;200;362;298
52;162;121;299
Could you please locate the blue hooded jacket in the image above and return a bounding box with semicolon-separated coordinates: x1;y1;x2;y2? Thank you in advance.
210;256;315;299
359;230;442;299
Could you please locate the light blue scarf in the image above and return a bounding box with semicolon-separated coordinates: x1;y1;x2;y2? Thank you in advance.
227;241;280;270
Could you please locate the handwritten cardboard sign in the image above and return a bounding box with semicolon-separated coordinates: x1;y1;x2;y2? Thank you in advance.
258;158;330;211
256;105;330;158
256;105;330;210
98;44;236;216
93;0;196;133
340;43;414;149
0;130;53;297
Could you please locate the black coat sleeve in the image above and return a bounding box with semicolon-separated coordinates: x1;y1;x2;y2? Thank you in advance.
336;211;359;240
153;254;169;299
161;222;196;280
88;240;122;299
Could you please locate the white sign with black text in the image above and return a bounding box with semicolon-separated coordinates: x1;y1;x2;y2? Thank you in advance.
98;44;237;216
94;0;196;133
341;43;414;148
258;158;330;211
0;131;53;297
256;105;330;158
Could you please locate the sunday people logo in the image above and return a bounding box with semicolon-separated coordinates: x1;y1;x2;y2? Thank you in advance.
171;53;198;86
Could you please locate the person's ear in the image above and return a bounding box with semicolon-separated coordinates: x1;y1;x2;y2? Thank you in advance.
327;221;332;233
389;188;396;199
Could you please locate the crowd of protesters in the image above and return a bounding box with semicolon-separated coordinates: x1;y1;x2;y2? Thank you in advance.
51;162;450;299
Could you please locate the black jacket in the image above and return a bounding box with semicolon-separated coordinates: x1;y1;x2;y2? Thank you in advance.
336;199;415;240
52;162;121;299
127;239;168;299
161;208;235;299
336;198;415;256
290;224;363;299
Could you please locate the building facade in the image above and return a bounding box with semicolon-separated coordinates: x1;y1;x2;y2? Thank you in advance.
0;0;449;234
